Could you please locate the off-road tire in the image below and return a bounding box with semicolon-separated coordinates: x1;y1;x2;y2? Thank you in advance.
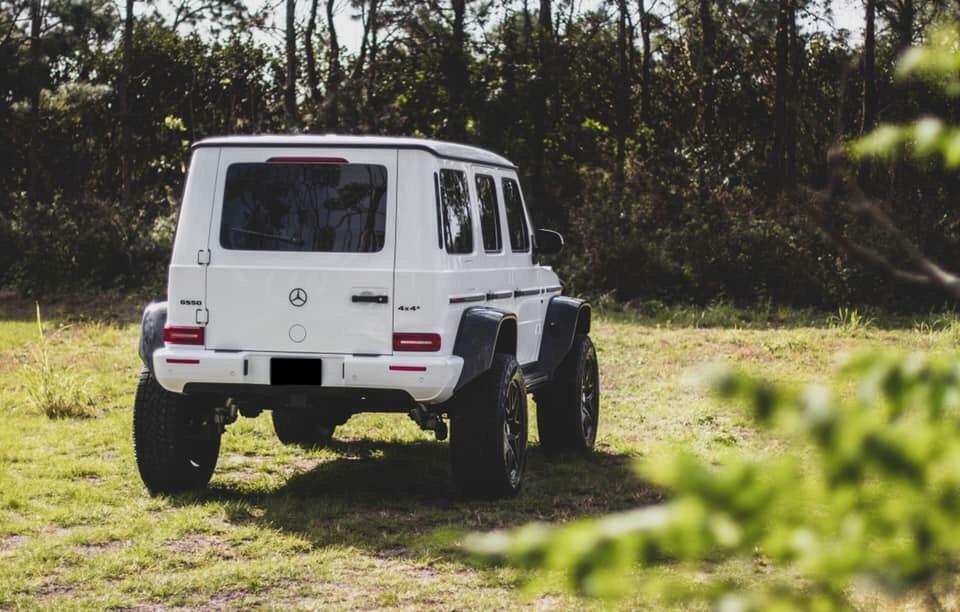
450;353;528;498
133;369;221;494
271;409;337;448
534;334;599;453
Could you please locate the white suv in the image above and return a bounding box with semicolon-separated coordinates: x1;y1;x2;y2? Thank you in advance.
134;135;598;498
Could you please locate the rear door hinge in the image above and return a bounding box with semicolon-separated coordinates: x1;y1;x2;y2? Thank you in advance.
197;249;211;265
195;308;209;325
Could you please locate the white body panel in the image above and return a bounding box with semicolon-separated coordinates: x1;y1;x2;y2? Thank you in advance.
158;135;561;403
203;147;397;355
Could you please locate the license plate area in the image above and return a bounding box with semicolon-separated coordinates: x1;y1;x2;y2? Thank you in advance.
270;358;323;385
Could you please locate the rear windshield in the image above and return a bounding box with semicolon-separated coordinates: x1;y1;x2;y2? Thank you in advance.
219;162;388;252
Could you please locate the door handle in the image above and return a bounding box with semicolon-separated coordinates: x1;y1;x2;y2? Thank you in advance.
352;294;389;304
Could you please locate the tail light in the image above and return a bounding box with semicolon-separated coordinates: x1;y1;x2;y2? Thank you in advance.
393;333;441;352
163;325;205;345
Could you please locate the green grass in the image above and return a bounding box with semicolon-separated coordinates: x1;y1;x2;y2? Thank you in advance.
0;294;956;609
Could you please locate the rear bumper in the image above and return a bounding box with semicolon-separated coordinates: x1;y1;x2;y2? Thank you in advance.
152;348;463;404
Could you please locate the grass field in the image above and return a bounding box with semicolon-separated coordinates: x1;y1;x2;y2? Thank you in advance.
1;294;957;609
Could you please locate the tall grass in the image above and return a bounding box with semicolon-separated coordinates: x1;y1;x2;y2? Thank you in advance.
22;303;96;419
828;306;875;334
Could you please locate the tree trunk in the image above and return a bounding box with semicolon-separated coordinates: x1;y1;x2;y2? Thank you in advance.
697;0;715;208
119;0;134;211
861;0;877;133
324;0;341;130
894;0;914;52
364;0;380;130
305;0;319;105
444;0;468;141
638;0;652;123
614;0;629;194
532;0;552;210
772;0;789;181
27;0;42;203
285;0;299;128
786;0;800;178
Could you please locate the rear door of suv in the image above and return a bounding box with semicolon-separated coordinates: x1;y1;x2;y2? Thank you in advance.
202;147;397;355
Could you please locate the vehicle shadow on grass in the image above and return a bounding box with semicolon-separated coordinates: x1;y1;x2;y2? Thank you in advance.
176;437;661;559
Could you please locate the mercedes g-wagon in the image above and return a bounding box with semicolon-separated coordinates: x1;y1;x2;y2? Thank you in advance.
135;135;599;498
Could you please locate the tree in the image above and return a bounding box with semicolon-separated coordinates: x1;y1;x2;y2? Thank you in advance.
324;0;341;130
861;0;877;133
285;0;299;128
696;0;715;208
614;0;630;194
304;0;320;105
118;0;133;213
27;0;41;203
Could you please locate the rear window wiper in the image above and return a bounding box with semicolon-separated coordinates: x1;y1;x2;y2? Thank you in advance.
229;227;304;246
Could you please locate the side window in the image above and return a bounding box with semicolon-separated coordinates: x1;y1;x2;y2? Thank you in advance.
474;174;502;253
501;177;530;252
438;169;473;254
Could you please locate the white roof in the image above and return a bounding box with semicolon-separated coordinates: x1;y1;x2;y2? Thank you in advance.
193;134;517;169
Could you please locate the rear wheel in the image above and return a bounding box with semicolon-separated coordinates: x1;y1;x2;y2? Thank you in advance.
534;334;600;453
450;353;528;498
271;408;339;448
133;369;221;494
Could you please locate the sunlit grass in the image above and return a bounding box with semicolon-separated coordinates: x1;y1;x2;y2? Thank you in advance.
0;295;955;608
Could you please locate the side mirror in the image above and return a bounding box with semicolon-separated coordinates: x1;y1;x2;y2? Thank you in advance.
534;228;564;256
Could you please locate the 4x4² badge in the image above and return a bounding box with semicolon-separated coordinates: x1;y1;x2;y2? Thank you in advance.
289;288;307;307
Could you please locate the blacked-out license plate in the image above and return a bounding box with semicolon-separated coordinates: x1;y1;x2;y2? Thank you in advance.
270;358;323;385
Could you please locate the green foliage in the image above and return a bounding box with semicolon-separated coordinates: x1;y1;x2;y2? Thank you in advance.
470;28;960;609
470;350;960;608
853;25;960;167
21;304;96;419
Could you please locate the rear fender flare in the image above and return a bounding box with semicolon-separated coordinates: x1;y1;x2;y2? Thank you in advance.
139;301;168;376
452;307;517;391
537;296;592;378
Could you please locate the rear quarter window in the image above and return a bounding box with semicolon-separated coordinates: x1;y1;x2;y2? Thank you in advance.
475;174;502;253
219;162;388;252
501;177;530;252
438;169;473;254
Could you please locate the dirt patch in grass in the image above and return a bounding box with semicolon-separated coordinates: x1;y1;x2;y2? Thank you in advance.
205;588;252;608
289;457;324;473
0;534;28;555
76;540;124;555
34;581;76;600
163;534;234;558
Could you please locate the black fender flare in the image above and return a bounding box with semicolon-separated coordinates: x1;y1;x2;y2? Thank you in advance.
138;301;168;376
452;306;517;391
537;296;592;378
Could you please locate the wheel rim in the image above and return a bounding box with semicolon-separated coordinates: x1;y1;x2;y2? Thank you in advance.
503;379;526;489
579;349;599;444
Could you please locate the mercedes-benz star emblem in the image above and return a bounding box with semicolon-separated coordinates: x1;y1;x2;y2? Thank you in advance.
289;288;307;307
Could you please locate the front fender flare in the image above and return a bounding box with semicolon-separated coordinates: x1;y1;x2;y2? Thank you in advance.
138;301;168;376
537;296;591;378
452;306;517;391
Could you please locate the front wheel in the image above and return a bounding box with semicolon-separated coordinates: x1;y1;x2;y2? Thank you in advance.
450;353;528;499
534;334;600;453
133;369;221;494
